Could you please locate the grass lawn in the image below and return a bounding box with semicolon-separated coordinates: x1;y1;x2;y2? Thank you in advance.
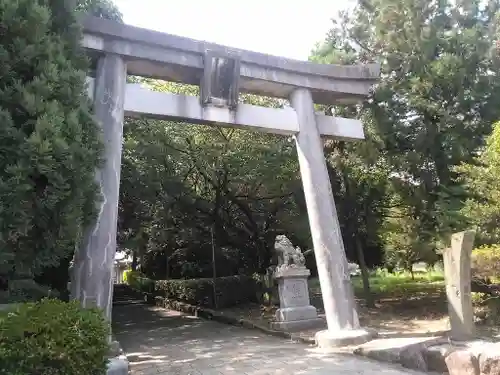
309;268;445;300
217;268;499;338
353;269;444;297
308;269;449;335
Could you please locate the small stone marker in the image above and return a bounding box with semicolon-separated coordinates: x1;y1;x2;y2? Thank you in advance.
270;235;322;331
443;230;476;340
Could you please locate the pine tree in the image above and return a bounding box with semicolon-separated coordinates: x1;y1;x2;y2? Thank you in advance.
312;0;500;259
0;0;102;286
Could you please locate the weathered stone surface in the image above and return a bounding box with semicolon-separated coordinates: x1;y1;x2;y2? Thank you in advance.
275;305;318;321
316;328;375;349
86;77;367;139
71;54;126;321
353;336;498;374
270;317;324;331
479;344;500;375
353;338;417;364
82;16;380;106
399;344;428;371
446;350;479;375
277;276;310;308
106;355;128;375
271;240;322;332
424;344;455;373
443;231;476;340
291;88;361;335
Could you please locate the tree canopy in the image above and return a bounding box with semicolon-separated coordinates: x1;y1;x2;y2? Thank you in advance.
0;0;101;286
4;0;500;299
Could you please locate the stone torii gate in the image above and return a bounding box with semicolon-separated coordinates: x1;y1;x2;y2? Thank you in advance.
72;15;379;348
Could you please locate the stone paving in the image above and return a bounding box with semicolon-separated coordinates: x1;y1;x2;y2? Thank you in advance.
112;303;425;375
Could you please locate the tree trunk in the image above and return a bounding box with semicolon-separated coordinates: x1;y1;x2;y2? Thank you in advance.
409;266;415;280
131;251;137;271
165;250;169;279
355;236;374;308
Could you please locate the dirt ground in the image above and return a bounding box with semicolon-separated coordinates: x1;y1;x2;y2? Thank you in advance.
216;286;500;339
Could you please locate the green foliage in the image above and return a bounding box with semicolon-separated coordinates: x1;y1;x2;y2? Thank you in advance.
311;0;500;265
383;205;439;273
76;0;123;21
472;292;489;306
310;268;444;298
472;291;500;325
155;276;259;308
0;278;59;304
459;123;500;245
472;245;500;279
122;269;132;284
0;0;102;281
0;299;109;375
119;81;302;276
126;271;155;293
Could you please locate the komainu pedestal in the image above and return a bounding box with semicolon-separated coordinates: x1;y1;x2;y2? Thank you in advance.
270;236;322;331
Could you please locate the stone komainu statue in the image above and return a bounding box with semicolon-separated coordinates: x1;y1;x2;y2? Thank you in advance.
274;235;306;270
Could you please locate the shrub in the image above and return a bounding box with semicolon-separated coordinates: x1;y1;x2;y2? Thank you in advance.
472;245;500;280
155;276;259;308
0;278;59;304
126;271;154;293
0;299;109;375
122;269;131;284
0;0;102;281
472;291;500;325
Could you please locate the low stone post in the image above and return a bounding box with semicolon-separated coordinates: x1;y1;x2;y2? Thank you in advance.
443;231;476;340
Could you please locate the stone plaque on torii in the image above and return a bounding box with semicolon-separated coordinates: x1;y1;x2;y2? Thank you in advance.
73;15;380;348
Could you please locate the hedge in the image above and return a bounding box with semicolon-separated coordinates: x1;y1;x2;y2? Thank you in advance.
0;299;109;375
155;275;260;308
126;271;155;294
472;245;500;280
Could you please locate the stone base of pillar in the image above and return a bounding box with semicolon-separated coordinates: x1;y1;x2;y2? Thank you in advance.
109;339;122;357
107;355;129;375
315;328;376;348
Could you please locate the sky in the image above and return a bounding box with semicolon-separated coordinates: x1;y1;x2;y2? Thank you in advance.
113;0;353;61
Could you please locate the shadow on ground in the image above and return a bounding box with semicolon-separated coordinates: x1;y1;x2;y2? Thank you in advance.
112;297;426;375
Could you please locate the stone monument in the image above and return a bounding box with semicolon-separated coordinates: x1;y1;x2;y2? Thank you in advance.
443;230;476;340
270;235;323;331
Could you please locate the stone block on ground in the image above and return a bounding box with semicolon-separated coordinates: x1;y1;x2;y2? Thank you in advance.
352;334;499;375
479;343;500;375
424;343;456;373
399;343;428;371
107;355;128;375
445;350;479;375
353;336;440;365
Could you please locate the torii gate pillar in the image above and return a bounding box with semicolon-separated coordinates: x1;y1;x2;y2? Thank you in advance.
291;88;373;347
